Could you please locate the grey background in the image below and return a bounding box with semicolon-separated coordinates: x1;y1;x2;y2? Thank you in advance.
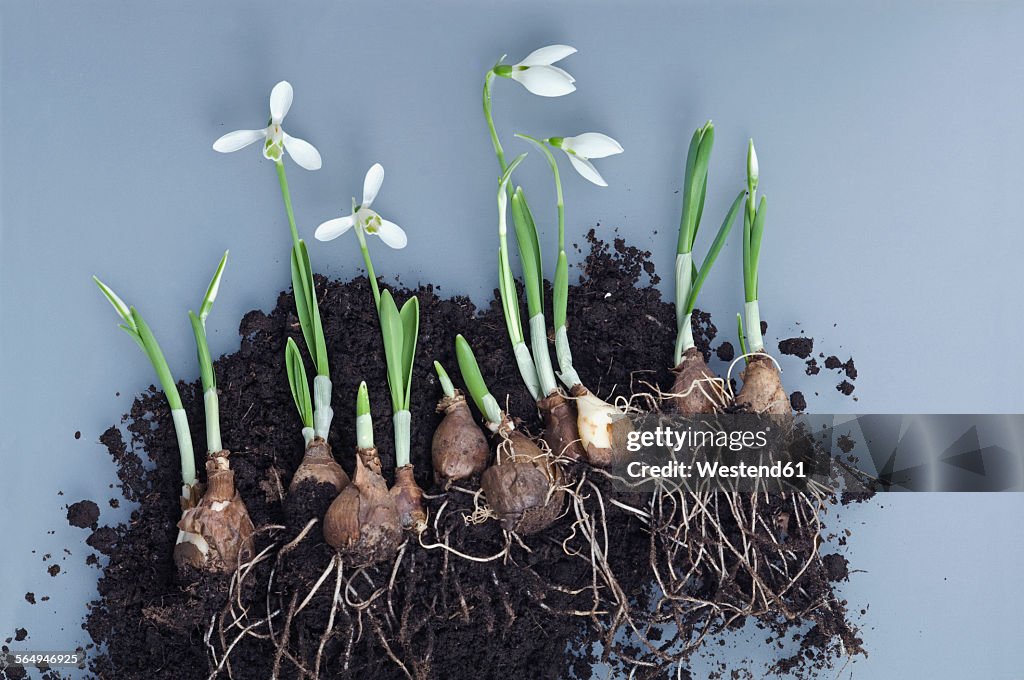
2;1;1023;677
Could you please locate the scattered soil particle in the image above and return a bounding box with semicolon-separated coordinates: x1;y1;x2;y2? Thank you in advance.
24;593;35;605
86;527;118;555
822;554;850;582
805;358;820;375
715;342;735;362
837;435;856;454
790;391;807;412
778;337;814;359
108;499;120;509
75;431;82;440
837;380;855;396
824;355;842;370
47;565;60;577
66;501;99;530
14;628;27;642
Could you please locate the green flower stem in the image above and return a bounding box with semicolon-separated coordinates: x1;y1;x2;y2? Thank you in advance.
275;161;301;250
189;311;221;453
355;216;382;311
483;70;509;174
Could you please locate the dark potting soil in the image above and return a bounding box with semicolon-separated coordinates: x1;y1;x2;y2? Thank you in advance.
75;233;864;680
778;337;814;359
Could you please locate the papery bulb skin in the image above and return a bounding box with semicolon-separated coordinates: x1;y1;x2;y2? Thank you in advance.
431;391;490;487
323;450;402;567
173;452;255;573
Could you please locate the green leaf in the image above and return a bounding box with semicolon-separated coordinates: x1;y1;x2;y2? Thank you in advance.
378;289;406;413
737;312;749;362
131;308;183;411
285;337;313;428
677;123;714;255
685;190;745;314
498;248;524;345
742;208;754;303
291;240;329;376
199;251;229;325
553;250;569;331
510;187;544;318
399;295;419;411
455;334;490;417
433;361;455;398
189;310;215;394
356;380;371;418
749;195;767;301
93;276;134;328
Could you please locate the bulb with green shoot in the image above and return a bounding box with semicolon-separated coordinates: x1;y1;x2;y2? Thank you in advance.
324;382;402;566
213;81;344;500
315;164;425;533
430;360;489;487
515;131;627;466
455;335;563;535
735;140;790;415
492;153;586;461
93;253;254;573
670;122;745;414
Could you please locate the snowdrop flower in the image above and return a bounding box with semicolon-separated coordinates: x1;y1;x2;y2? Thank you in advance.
212;81;322;170
492;45;577;97
315;164;407;249
547;133;624;186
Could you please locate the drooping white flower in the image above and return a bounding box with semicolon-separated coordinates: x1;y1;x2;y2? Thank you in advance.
494;45;577;97
315;163;407;249
212;81;322;170
547;132;624;186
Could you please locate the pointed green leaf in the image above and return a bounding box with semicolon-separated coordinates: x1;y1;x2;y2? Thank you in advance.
749;195;767;301
199;251;229;325
378;290;406;413
285;337;313;428
455;334;491;417
399;295;419;411
685;190;745;314
93;276;134;328
189;310;216;394
510;187;544;318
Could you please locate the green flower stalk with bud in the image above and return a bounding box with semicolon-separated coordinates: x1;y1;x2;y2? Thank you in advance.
670;122;745;414
455;335;563;535
324;382;402;566
213;81;345;501
315;164;425;534
94;253;254;573
430;360;489;487
515;131;626;466
734;140;790;415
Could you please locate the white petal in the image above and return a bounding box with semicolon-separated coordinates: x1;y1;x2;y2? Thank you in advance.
315;215;356;241
283;133;322;170
510;66;576;97
269;81;294;123
563;132;624;159
516;44;577;67
212;129;266;153
566;153;608;187
374;219;407;249
362;163;385;208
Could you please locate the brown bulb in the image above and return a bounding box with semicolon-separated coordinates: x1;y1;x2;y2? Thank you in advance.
480;426;564;535
289;437;349;494
390;465;427;533
323;449;401;567
735;353;791;416
173;452;255;573
671;347;724;415
538;391;586;462
431;391;489;487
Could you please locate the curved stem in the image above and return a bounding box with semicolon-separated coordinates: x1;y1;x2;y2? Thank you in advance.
355;222;381;311
483;71;508;173
275;161;301;250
